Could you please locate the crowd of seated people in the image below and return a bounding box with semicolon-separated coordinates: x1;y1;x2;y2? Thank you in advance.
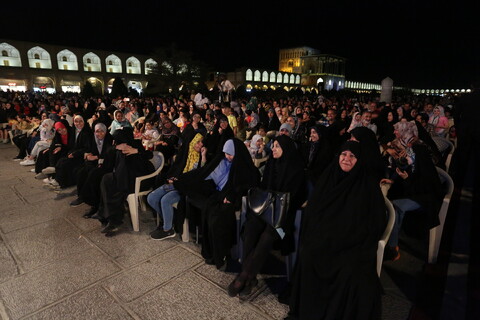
0;88;458;318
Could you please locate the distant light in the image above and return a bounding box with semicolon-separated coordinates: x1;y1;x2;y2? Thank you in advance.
8;82;16;86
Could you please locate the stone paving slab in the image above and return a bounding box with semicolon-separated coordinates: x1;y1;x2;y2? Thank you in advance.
103;246;203;303
0;201;68;234
0;248;121;319
83;226;178;268
23;286;133;320
0;237;18;283
2;218;92;271
128;271;268;320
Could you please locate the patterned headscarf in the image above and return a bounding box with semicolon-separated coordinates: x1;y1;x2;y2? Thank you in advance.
183;133;203;173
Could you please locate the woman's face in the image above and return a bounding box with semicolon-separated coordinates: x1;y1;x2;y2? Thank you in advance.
255;137;264;147
310;128;319;142
410;109;418;118
387;112;394;122
354;114;361;122
220;120;229;130
57;127;68;135
341;110;347;119
272;140;283;159
193;139;203;153
74;117;84;130
224;152;234;162
95;128;106;140
433;108;440;116
339;150;357;172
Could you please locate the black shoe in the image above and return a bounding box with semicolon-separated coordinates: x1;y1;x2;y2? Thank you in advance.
101;223;119;234
228;276;246;297
70;198;84;207
205;258;215;265
150;228;176;240
239;278;258;297
83;207;98;219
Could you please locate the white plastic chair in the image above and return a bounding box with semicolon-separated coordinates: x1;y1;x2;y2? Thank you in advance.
377;196;396;277
127;151;164;232
428;166;454;264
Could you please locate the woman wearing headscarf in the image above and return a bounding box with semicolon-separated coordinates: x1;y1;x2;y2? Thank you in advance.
95;127;155;237
228;135;307;297
54;115;93;189
301;125;334;194
428;105;449;137
377;110;398;145
247;134;268;159
204;114;234;162
350;126;386;183
69;123;115;218
287;140;387;320
153;117;180;163
381;121;444;261
174;138;260;269
34;119;73;178
20;118;55;166
147;133;207;240
109;110;132;135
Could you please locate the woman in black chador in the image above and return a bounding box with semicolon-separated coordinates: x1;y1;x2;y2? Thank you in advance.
174;138;260;269
95;127;155;237
228;135;307;297
287;140;387;320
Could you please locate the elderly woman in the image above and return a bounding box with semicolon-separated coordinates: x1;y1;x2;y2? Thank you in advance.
288;140;387;320
147;133;207;240
228;135;307;297
382;121;444;261
174;138;260;269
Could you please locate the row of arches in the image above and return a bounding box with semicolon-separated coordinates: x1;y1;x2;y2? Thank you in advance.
0;43;157;74
245;69;301;85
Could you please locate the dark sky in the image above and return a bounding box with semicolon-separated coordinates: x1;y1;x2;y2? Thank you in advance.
2;1;478;88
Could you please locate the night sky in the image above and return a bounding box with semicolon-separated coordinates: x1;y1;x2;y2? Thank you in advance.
1;1;478;89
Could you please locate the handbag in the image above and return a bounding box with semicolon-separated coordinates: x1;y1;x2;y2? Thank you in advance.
247;187;290;229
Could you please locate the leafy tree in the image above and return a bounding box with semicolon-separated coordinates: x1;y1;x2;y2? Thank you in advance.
146;43;209;96
110;77;128;98
81;81;95;99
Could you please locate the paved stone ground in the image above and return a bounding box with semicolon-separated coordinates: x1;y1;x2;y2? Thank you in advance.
0;143;412;320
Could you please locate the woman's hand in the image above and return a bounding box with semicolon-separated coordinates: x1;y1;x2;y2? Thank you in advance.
122;145;139;155
223;197;231;204
396;168;409;179
380;178;394;185
86;154;98;161
53;147;61;154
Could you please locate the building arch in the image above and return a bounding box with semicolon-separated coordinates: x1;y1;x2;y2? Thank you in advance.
105;54;122;73
144;58;157;75
269;72;276;83
295;75;301;84
28;46;52;69
283;74;289;83
289;74;295;84
57;49;78;71
262;71;268;82
127;80;143;93
246;69;253;81
83;52;101;72
33;76;55;93
254;70;261;81
0;42;22;67
126;56;141;74
277;73;282;83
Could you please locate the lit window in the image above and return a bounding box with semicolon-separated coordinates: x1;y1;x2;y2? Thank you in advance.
3;60;9;66
109;68;113;72
35;62;40;68
63;65;68;70
88;66;91;72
